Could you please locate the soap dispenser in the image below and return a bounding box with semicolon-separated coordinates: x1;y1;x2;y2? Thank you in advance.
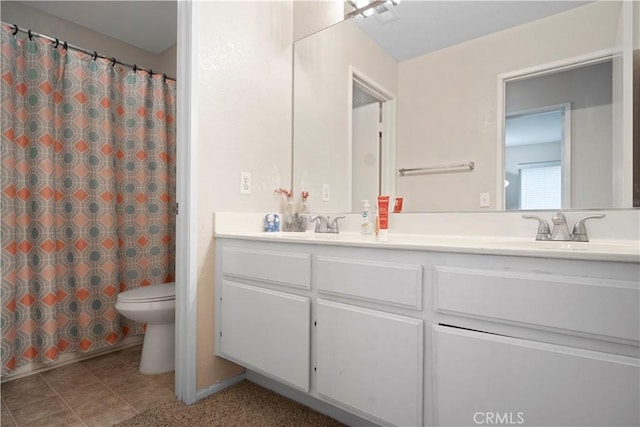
361;200;372;235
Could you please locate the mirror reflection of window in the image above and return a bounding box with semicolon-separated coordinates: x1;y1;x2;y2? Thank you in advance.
504;108;567;210
519;162;562;210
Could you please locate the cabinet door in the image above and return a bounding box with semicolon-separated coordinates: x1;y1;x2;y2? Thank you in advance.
316;300;423;427
221;281;310;391
433;325;640;427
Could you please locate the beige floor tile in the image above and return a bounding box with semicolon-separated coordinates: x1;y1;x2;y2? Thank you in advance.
84;403;137;427
1;375;57;411
9;395;69;426
58;381;113;407
42;362;98;390
108;374;157;395
18;408;83;427
151;370;175;392
114;345;142;369
1;399;17;426
113;376;175;412
126;389;175;413
96;366;146;390
71;392;133;424
80;353;124;372
88;358;135;379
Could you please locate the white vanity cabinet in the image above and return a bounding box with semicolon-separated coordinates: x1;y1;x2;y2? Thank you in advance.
433;325;639;427
316;300;423;427
432;260;640;427
218;247;312;391
215;237;640;427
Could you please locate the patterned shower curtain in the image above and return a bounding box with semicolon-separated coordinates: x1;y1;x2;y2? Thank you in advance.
0;25;176;374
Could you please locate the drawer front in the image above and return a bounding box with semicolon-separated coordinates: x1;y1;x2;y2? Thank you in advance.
433;325;639;426
434;266;639;342
223;247;311;289
315;256;423;310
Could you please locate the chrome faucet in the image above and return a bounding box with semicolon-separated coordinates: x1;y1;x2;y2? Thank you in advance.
550;212;571;241
523;213;605;242
310;215;345;234
310;215;330;233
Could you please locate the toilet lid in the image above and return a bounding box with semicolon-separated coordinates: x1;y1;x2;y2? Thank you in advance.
118;283;175;303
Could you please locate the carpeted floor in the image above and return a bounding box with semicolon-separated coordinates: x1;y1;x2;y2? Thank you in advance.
116;380;345;427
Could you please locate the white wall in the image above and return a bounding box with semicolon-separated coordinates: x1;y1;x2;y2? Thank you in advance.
195;1;294;390
396;1;622;211
293;20;397;212
293;0;343;42
0;1;176;77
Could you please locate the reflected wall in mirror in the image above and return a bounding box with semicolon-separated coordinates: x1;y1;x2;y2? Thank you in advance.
293;1;638;213
504;58;616;210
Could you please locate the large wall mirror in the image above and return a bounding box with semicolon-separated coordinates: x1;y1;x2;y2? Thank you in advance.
292;1;638;213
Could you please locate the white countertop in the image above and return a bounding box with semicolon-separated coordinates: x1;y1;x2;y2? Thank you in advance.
215;230;640;263
213;211;640;263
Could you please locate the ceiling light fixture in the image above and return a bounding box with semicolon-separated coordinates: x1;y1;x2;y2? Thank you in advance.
345;0;400;20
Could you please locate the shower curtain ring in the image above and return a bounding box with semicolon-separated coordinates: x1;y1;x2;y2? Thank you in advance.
111;57;117;67
148;69;153;77
28;29;33;40
12;24;19;36
92;51;98;61
163;73;167;82
63;41;68;50
53;38;59;48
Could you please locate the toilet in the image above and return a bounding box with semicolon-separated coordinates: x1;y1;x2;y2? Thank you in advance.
115;283;176;374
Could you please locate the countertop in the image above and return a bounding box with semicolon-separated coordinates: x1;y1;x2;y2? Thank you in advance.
214;230;640;263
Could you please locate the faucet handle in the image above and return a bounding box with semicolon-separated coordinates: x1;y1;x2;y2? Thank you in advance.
522;215;551;241
310;215;329;232
329;216;346;233
571;214;605;242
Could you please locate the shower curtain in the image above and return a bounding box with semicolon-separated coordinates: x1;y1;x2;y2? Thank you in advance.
0;25;176;375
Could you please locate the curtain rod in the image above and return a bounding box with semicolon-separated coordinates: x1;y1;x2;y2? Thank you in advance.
3;22;176;82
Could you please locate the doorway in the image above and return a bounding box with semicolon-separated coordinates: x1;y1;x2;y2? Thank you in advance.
504;104;571;210
350;72;395;212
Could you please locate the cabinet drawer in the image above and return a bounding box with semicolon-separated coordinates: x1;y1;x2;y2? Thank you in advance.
315;256;423;309
222;247;311;289
433;325;639;426
434;266;639;342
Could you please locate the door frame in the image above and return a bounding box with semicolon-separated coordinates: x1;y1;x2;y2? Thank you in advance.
175;0;198;404
496;48;618;210
348;67;396;212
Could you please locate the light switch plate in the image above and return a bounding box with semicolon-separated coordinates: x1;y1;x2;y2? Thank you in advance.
480;192;490;208
322;184;330;201
240;171;251;194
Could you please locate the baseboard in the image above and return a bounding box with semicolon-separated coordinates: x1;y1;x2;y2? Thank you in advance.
246;370;379;427
1;336;144;383
195;372;247;401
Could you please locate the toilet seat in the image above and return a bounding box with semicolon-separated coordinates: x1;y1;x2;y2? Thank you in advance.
118;283;175;303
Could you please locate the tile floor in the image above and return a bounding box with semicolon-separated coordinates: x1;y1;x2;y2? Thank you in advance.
1;345;174;427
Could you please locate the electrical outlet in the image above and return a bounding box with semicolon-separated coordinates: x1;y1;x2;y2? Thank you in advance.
240;171;251;194
322;184;330;201
480;192;490;208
